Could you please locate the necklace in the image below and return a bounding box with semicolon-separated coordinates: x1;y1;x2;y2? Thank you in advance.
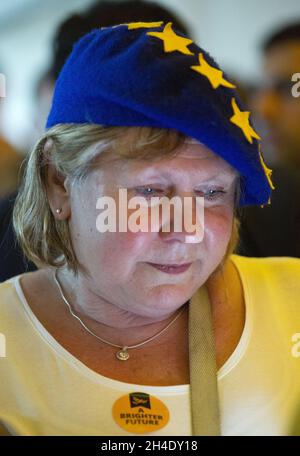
53;269;187;361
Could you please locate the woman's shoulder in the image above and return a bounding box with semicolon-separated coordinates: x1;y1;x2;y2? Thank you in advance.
0;274;20;300
0;270;52;358
0;270;40;313
230;254;300;289
0;275;26;336
230;254;300;309
230;253;300;273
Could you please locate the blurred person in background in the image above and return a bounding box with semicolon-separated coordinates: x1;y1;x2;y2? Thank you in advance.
0;0;189;282
256;22;300;168
236;21;300;258
0;73;23;199
0;71;28;281
0;136;23;199
31;0;189;143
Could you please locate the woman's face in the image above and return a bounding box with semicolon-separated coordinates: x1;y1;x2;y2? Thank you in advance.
68;140;238;318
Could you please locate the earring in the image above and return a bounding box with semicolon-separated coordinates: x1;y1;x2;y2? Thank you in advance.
55;208;62;214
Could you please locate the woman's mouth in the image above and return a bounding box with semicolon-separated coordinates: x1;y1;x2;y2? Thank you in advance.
147;262;192;274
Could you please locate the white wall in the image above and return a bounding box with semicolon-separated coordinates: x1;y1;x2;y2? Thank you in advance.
0;0;299;150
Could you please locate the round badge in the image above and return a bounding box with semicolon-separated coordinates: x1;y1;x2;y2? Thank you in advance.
112;391;169;434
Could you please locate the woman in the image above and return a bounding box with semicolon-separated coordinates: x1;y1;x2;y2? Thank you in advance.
1;22;300;436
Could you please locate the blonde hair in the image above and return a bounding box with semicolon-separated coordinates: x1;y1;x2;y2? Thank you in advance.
13;124;240;273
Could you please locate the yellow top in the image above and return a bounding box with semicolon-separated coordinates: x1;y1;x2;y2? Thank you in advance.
1;254;300;436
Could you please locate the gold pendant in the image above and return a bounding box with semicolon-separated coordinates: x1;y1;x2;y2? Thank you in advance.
116;347;129;361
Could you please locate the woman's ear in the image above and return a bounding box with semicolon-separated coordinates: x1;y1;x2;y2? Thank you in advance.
45;161;71;221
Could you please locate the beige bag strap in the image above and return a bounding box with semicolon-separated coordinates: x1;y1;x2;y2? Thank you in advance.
188;285;221;436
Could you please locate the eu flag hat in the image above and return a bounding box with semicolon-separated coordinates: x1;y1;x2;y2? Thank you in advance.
46;21;274;206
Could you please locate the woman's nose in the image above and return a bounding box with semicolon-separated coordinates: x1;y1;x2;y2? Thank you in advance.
157;192;204;244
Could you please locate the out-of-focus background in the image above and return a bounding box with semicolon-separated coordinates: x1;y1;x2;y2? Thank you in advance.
0;0;299;151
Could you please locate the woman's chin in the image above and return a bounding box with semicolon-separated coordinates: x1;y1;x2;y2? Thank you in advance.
141;283;194;308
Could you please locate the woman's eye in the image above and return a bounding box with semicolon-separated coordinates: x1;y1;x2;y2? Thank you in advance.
135;187;164;197
197;189;226;200
134;187;226;200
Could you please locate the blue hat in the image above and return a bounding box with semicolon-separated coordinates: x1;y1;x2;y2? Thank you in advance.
46;21;274;206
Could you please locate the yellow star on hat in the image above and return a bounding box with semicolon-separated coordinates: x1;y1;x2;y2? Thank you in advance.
147;22;193;55
260;197;272;208
230;98;261;144
259;147;275;190
127;21;164;30
191;53;236;89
